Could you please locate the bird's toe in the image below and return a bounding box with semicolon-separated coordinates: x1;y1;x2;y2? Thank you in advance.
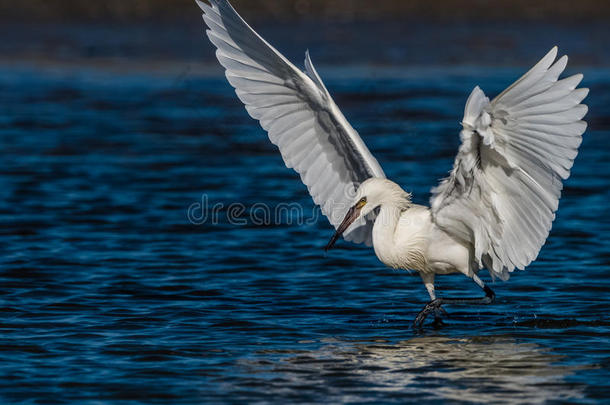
435;304;449;318
413;299;443;328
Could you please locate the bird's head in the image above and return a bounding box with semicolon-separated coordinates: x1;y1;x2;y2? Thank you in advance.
324;178;411;251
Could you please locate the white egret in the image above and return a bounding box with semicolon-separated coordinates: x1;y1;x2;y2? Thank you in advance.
195;0;588;326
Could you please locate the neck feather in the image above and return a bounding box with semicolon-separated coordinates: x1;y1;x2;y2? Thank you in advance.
370;180;410;250
372;203;403;263
377;180;411;211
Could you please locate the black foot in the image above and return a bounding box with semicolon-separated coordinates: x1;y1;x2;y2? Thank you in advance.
483;286;495;303
413;299;449;328
432;316;446;328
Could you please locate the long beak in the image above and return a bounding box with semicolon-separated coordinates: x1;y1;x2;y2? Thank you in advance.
324;205;361;251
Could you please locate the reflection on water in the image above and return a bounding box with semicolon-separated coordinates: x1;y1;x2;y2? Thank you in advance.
242;336;585;403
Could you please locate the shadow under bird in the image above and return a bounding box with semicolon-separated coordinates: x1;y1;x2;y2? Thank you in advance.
194;0;589;327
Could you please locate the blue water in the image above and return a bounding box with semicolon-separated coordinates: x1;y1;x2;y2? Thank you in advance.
1;25;610;403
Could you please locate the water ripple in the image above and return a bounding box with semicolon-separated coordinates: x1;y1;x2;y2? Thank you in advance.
0;60;609;403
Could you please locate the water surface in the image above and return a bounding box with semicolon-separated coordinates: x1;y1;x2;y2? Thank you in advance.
1;27;609;404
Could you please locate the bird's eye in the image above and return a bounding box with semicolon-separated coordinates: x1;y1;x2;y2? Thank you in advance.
357;197;367;207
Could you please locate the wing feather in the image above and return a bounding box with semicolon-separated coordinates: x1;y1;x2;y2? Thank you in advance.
430;47;588;279
196;0;385;245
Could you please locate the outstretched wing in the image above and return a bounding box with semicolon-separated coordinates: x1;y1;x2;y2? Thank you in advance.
430;47;588;280
196;0;385;245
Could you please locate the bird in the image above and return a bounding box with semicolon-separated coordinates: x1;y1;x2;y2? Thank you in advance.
194;0;589;327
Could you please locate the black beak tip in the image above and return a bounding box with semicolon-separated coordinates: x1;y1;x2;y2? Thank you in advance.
324;204;359;254
324;233;340;252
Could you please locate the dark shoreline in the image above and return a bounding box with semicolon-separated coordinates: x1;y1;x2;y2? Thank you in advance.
2;0;610;22
1;19;608;70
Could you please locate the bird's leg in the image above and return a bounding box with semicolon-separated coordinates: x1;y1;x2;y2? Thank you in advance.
413;274;494;328
415;273;448;327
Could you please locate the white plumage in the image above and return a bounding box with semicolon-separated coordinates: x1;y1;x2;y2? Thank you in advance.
196;0;384;246
431;48;588;280
195;0;588;325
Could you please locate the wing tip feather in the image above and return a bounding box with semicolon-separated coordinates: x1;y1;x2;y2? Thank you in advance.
554;54;568;71
567;73;585;89
578;87;590;101
195;0;213;13
542;46;559;67
580;103;589;119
